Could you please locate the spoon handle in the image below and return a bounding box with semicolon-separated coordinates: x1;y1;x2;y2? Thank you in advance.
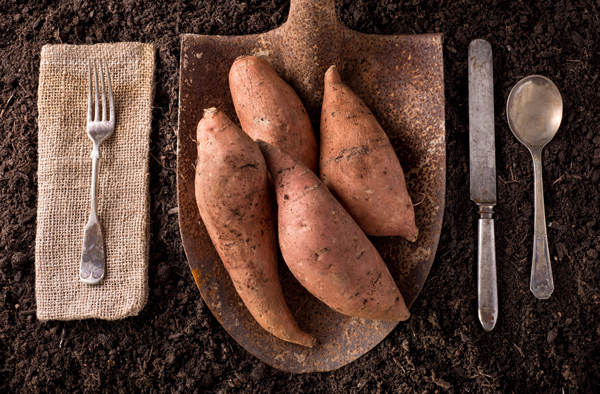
530;149;554;299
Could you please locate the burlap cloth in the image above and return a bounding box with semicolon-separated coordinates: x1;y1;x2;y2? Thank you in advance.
35;43;155;321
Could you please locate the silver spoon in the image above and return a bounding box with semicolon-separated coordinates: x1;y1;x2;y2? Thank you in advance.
506;75;563;299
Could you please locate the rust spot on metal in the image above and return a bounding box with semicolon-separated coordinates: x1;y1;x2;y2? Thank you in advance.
177;0;445;374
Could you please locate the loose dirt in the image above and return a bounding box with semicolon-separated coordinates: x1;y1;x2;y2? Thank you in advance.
1;1;599;392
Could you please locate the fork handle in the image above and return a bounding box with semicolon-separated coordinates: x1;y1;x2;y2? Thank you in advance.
80;154;105;284
90;153;99;214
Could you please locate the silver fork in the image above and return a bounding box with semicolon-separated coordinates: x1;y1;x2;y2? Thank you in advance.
80;59;114;284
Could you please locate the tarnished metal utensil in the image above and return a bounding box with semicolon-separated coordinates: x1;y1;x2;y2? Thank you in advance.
468;39;498;331
507;75;563;299
80;60;114;285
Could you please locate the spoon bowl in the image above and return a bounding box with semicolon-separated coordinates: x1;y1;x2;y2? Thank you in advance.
506;75;563;299
507;75;563;149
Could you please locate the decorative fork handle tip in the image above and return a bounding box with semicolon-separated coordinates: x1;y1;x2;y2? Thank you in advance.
80;271;104;284
80;220;105;284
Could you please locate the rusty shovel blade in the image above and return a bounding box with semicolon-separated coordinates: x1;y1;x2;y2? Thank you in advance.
177;0;445;373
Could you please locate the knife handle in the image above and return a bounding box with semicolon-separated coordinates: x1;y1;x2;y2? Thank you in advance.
477;204;498;332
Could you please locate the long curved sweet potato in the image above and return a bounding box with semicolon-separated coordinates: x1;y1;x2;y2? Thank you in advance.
257;140;410;322
195;108;316;348
229;55;318;173
319;65;418;241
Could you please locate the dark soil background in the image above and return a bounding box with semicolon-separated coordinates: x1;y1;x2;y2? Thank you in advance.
1;0;599;392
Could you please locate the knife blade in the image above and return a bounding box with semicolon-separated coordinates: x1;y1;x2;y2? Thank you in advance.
468;39;498;332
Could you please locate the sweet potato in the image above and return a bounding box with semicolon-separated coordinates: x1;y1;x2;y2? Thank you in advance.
195;108;316;348
229;55;318;173
319;65;419;241
257;140;410;322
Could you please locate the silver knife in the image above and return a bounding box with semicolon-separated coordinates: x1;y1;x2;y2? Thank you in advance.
468;39;498;332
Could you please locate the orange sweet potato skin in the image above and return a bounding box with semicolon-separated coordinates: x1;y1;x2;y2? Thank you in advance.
229;55;318;173
195;108;315;348
257;140;410;322
319;66;418;241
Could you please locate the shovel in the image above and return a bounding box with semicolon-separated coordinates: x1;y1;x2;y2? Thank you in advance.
177;0;445;373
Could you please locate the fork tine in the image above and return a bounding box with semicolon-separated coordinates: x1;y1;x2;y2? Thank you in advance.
88;60;93;122
100;60;107;122
94;59;100;122
107;62;114;124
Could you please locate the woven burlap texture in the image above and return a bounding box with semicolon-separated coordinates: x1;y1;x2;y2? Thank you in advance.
35;43;155;321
